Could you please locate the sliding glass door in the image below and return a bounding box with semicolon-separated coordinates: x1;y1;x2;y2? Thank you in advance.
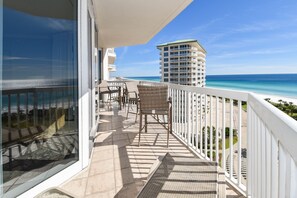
1;0;79;196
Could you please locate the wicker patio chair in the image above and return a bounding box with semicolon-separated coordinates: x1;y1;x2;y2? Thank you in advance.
125;81;139;122
137;84;172;147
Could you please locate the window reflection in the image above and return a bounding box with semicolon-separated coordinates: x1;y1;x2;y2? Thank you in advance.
1;1;78;196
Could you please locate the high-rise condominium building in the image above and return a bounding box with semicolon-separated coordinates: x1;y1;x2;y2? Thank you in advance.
157;39;207;87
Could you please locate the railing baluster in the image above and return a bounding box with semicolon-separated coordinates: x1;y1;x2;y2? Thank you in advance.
230;99;234;179
185;91;191;147
222;98;226;170
266;126;272;198
191;92;194;147
26;92;29;128
271;134;278;198
178;90;183;138
255;113;259;197
196;93;199;151
8;94;11;142
204;95;208;159
49;89;52;123
181;90;183;139
17;93;20;131
216;96;219;163
210;96;213;161
200;94;203;154
42;92;45;126
176;89;178;134
238;100;242;185
33;90;38;126
261;120;266;198
247;104;252;197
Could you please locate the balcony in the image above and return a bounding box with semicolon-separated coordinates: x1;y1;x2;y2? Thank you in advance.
60;80;297;197
108;64;117;72
108;48;116;64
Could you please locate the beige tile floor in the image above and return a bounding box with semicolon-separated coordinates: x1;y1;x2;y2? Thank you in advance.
60;104;245;198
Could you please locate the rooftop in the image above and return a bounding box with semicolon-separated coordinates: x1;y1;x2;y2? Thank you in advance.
157;39;207;53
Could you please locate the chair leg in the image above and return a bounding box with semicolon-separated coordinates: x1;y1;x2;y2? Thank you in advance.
145;115;147;133
135;101;138;123
126;100;130;119
167;112;171;148
167;127;169;148
138;113;142;147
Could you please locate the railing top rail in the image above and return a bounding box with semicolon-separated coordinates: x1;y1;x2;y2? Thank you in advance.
248;93;297;163
2;86;75;95
167;83;249;101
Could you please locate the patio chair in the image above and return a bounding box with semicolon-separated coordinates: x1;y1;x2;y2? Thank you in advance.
137;84;172;147
125;81;139;122
98;80;120;109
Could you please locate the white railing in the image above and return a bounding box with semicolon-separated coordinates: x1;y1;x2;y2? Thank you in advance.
247;93;297;198
113;79;297;197
166;83;297;197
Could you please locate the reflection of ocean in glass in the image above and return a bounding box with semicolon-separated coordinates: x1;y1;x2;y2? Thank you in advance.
1;1;78;197
2;79;78;112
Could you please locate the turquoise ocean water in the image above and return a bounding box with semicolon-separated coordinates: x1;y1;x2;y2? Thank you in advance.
126;74;297;99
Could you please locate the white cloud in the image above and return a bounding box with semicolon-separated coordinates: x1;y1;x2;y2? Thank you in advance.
118;47;129;60
137;49;153;55
211;48;290;59
207;64;297;75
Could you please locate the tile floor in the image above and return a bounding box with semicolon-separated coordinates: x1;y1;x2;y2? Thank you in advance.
60;104;245;198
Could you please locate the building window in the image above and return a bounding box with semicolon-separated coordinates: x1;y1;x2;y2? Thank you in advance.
164;47;168;51
164;63;168;67
1;1;79;196
164;78;168;82
164;68;168;72
164;52;168;57
164;73;168;77
164;58;168;62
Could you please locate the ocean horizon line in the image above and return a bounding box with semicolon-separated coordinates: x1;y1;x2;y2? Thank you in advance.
122;73;297;78
123;74;297;99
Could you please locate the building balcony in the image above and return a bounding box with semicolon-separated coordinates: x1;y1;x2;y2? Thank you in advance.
108;48;116;64
108;64;116;72
58;80;297;198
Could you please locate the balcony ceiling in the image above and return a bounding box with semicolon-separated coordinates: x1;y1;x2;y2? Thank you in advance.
93;0;192;48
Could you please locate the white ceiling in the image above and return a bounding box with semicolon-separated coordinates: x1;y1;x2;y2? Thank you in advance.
93;0;192;48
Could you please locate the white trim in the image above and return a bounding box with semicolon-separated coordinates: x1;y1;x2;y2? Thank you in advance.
79;0;90;168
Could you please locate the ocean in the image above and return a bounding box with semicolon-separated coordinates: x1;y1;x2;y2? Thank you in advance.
126;74;297;99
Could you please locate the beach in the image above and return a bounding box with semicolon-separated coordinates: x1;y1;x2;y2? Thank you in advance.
256;93;297;105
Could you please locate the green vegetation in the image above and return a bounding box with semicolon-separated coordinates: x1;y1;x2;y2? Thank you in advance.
265;98;297;121
219;127;238;149
242;101;247;111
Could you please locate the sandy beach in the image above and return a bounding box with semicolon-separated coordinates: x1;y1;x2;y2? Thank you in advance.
255;93;297;105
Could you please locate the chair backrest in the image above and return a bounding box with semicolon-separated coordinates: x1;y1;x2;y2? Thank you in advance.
98;80;109;92
126;81;139;93
137;85;168;112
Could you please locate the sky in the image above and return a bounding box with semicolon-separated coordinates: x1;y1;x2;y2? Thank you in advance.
113;0;297;77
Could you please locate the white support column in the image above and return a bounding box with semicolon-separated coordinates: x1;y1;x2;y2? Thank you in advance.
79;0;90;168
